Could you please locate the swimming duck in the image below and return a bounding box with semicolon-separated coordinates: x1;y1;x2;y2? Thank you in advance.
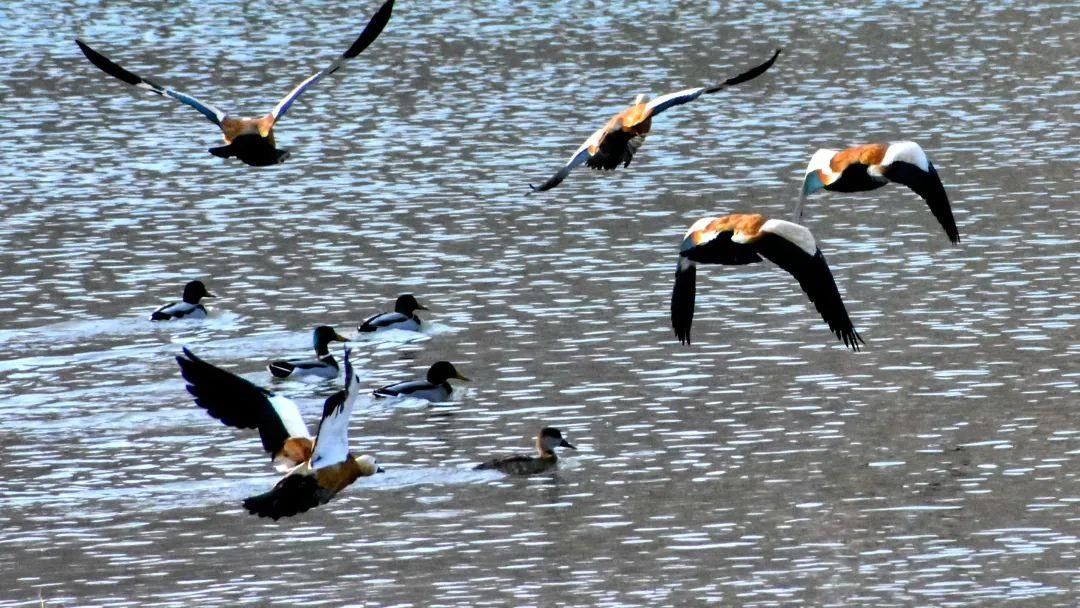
372;361;469;402
149;280;214;321
267;326;350;379
74;0;394;167
673;213;863;350
795;141;959;244
475;427;576;475
358;294;428;333
528;48;780;193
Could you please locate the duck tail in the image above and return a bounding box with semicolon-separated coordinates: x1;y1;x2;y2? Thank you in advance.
266;361;295;378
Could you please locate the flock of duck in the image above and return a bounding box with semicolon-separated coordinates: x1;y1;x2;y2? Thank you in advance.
76;0;960;519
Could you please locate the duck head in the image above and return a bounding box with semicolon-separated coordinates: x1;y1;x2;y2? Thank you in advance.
355;454;384;475
182;280;214;304
395;293;429;315
313;325;350;355
427;361;469;384
539;427;576;454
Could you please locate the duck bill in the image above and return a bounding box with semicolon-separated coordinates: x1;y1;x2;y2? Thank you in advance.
560;440;577;450
416;304;429;311
453;372;470;382
203;293;216;298
376;467;386;474
333;333;350;342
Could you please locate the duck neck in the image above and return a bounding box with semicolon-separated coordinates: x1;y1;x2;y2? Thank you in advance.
535;437;556;459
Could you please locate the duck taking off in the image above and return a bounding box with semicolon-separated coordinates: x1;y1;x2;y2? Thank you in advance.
372;361;469;403
74;0;394;167
149;280;214;321
528;48;780;193
267;326;350;379
178;347;316;472
358;294;428;333
242;347;382;519
795;141;959;244
475;427;576;475
672;214;863;350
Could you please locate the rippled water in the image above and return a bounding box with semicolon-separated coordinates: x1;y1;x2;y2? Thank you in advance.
1;0;1077;605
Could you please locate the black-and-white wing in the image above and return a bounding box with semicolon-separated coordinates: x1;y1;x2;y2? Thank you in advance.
885;161;960;244
268;0;395;123
176;348;310;455
309;348;359;469
76;39;228;126
645;47;781;118
752;221;863;351
528;125;608;193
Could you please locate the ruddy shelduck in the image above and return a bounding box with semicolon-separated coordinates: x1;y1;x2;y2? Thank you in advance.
529;48;780;192
75;0;394;166
673;213;863;350
178;347;321;471
474;427;577;475
177;347;382;519
795;141;959;244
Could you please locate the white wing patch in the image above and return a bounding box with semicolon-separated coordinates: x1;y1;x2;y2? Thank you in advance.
805;148;839;179
685;216;716;238
268;394;310;440
883;141;929;172
644;87;705;115
761;219;817;255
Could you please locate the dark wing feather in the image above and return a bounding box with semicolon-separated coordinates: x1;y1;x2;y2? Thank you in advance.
75;39;227;126
176;348;294;455
529;146;592;193
704;47;782;92
885;161;960;244
269;0;394;121
671;263;697;345
752;235;863;351
242;473;334;520
339;0;396;64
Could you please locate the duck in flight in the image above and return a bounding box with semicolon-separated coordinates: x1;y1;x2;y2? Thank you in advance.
178;345;355;471
149;280;214;321
372;361;469;403
267;326;350;380
528;48;780;193
794;141;959;244
475;427;577;475
672;213;863;350
178;346;382;519
358;294;429;333
74;0;394;167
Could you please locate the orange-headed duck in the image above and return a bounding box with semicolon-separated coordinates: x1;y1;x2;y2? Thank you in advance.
673;213;863;350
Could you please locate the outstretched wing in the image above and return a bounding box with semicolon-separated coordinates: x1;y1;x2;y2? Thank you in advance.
176;348;310;455
885;161;960;244
242;472;333;520
269;0;395;123
528;125;609;193
645;47;782;118
310;348;359;469
673;224;764;345
751;223;863;351
76;39;227;127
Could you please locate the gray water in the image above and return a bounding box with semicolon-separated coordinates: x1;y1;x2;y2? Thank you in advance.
1;0;1077;606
